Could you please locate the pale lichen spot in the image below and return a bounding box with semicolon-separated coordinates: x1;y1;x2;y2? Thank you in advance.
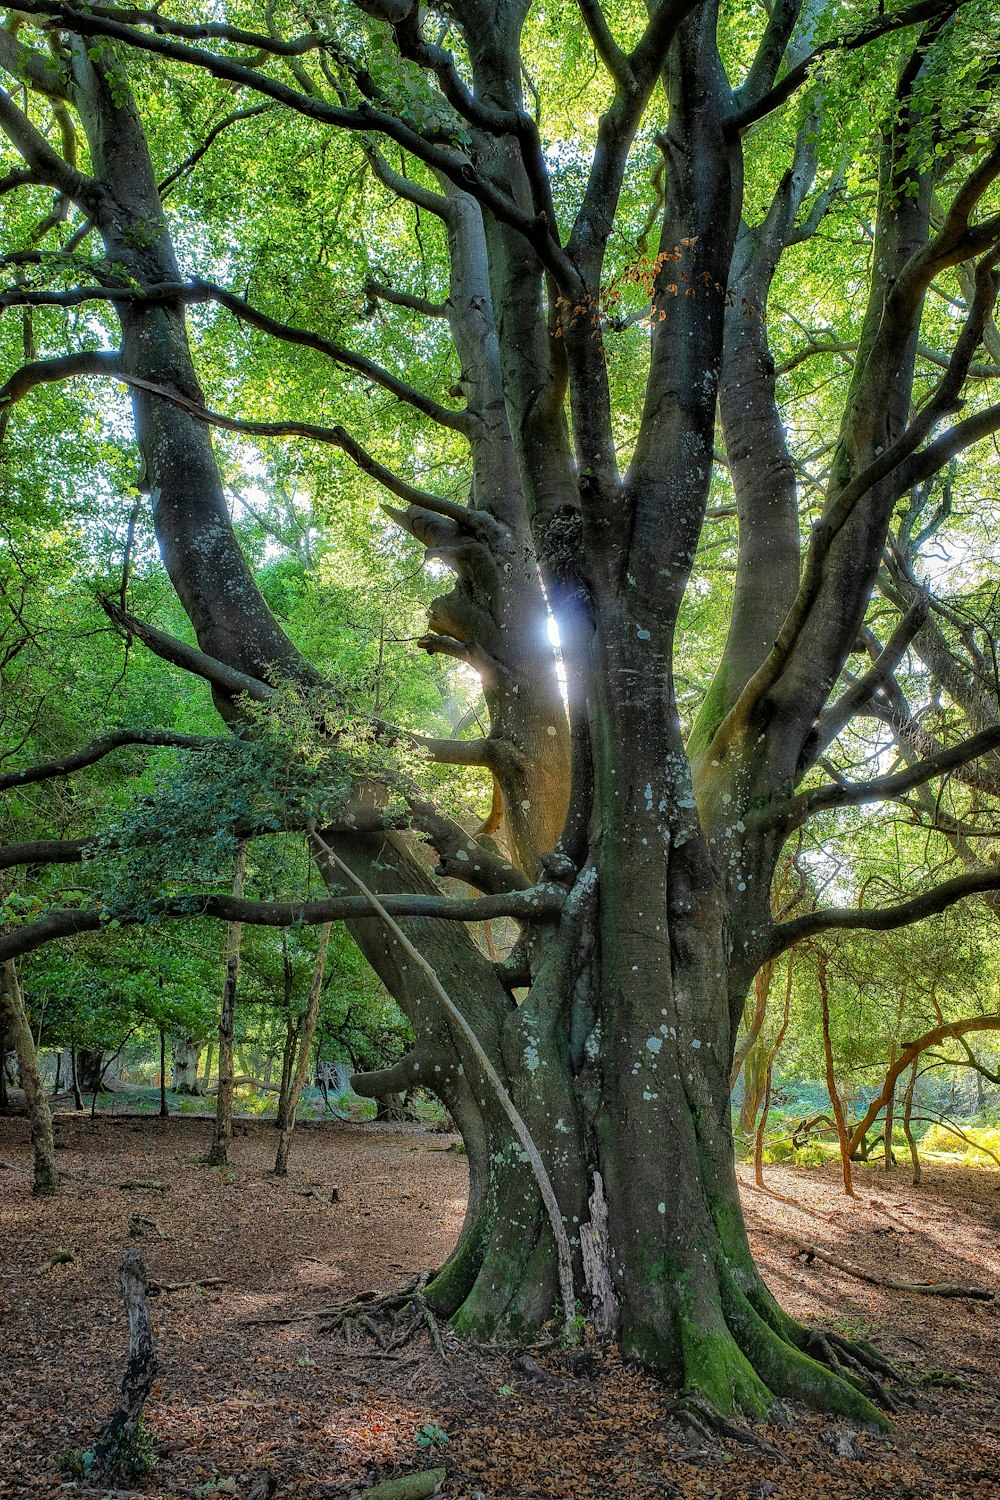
646;1036;662;1054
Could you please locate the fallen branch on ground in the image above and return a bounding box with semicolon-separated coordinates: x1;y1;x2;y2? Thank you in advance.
794;1241;995;1299
149;1276;227;1294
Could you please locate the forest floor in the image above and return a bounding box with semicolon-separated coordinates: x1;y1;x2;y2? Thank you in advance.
0;1112;998;1500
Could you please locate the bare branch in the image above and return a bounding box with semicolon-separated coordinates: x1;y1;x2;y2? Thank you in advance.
784;723;1000;827
188;278;470;432
0;348;120;408
772;865;1000;951
0;883;565;964
0;728;217;792
99;598;272;702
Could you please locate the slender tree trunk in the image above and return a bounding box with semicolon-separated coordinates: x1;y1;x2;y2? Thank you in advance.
275;1010;299;1132
201;1040;215;1092
275;935;297;1131
158;1031;168;1120
274;923;333;1176
70;1043;83;1111
53;1050;62;1096
207;841;247;1167
903;1060;921;1186
882;1072;896;1169
0;1012;8;1114
754;954;794;1189
0;962;58;1195
817;952;854;1197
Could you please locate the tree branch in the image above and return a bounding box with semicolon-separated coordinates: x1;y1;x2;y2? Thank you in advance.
98;597;272;701
0;883;565;963
187;278;470;432
731;0;960;129
784;723;1000;827
0;348;120;408
0;728;217;792
772;866;1000;951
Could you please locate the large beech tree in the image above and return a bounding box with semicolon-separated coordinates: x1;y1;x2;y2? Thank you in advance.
3;0;1000;1422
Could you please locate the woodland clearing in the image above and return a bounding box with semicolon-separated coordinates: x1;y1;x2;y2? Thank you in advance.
0;1115;997;1500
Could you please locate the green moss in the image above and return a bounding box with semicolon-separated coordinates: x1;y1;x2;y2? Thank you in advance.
687;665;731;762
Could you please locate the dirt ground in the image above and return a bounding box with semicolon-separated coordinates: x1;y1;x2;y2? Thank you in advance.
0;1112;997;1500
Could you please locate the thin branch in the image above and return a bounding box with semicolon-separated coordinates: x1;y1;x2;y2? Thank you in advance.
158;105;274;197
731;0;960;129
307;824;577;1337
188;278;470;432
810;596;929;754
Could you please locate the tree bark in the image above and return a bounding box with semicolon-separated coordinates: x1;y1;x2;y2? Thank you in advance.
158;1030;168;1119
0;962;58;1195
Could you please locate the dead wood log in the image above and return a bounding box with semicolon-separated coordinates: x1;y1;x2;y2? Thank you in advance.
92;1249;158;1478
794;1240;995;1299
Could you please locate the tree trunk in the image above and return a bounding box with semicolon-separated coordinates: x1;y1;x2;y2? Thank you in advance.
207;842;247;1167
158;1031;168;1119
170;1036;203;1094
53;1050;62;1096
70;1044;84;1111
817;952;854;1197
274;922;332;1175
201;1040;215;1092
0;1011;8;1114
903;1061;921;1186
274;1009;299;1132
754;955;794;1189
0;963;58;1195
76;1049;105;1096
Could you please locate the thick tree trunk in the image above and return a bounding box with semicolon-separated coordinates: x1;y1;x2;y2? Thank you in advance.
0;963;58;1195
207;842;246;1167
170;1036;202;1094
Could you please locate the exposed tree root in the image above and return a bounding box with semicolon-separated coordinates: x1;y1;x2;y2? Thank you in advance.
319;1272;451;1358
803;1330;903;1412
670;1395;787;1458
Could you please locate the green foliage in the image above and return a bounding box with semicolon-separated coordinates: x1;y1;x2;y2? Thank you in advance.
57;1417;157;1484
413;1424;449;1452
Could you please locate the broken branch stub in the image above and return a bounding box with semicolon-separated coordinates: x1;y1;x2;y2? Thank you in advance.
92;1248;158;1478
